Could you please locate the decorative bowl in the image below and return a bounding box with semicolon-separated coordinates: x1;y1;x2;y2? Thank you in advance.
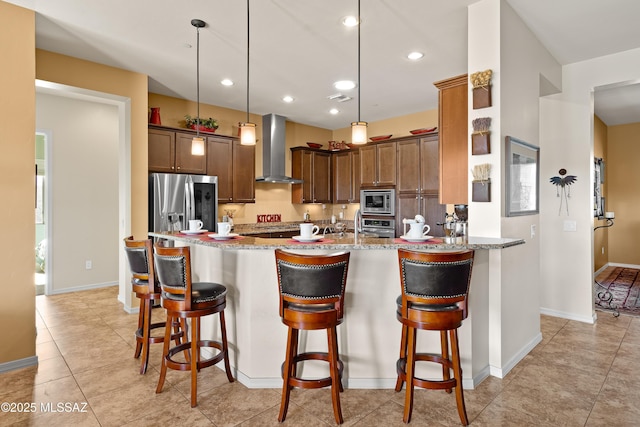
409;127;437;135
306;142;322;149
369;135;392;141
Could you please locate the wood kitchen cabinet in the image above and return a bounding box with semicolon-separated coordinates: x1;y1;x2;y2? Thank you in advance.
148;128;207;174
206;136;255;203
434;74;468;204
291;148;331;204
360;141;396;187
395;134;446;237
332;149;360;204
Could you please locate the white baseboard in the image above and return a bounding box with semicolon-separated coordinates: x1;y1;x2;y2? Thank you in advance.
608;262;640;269
489;332;543;379
0;356;38;373
540;307;596;324
47;281;117;295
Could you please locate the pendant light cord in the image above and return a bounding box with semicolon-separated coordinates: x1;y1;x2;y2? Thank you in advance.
196;24;201;137
246;0;250;124
357;0;361;123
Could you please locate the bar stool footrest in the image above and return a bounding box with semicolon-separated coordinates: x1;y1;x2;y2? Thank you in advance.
283;351;344;390
397;354;457;390
165;340;227;371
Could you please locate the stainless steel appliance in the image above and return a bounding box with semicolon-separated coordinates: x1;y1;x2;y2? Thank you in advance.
360;189;395;216
149;173;218;233
362;217;396;238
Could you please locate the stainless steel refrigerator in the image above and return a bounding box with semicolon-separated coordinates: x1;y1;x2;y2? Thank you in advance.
149;173;218;233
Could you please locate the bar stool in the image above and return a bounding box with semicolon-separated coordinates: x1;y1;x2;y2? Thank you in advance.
123;236;182;374
274;249;351;424
394;249;474;425
154;244;234;407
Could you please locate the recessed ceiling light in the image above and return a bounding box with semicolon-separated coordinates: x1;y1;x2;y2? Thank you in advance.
334;80;356;90
407;51;424;60
282;95;294;103
221;79;234;86
329;108;339;115
342;16;359;27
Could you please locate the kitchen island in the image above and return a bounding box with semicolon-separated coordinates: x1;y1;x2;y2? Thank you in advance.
148;231;531;390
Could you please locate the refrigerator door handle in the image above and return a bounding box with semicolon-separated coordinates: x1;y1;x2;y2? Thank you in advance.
185;176;194;223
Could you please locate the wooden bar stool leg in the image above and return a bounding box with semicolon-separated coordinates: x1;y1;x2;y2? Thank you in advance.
403;326;417;423
139;297;154;374
278;327;297;422
219;310;235;382
450;329;468;425
395;323;408;392
156;313;173;394
440;330;452;393
134;297;145;359
328;326;343;424
190;316;199;407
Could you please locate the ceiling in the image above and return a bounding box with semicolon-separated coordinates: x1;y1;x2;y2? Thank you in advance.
7;0;640;128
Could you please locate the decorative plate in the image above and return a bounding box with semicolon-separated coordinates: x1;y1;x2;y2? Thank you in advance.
409;127;437;135
369;135;392;141
306;142;322;149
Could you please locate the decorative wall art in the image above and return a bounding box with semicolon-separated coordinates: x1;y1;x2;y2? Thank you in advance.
470;69;492;109
471;163;491;202
594;157;605;219
505;136;540;216
550;169;577;216
471;117;491;155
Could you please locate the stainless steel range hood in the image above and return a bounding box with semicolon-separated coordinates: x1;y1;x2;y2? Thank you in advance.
256;114;303;184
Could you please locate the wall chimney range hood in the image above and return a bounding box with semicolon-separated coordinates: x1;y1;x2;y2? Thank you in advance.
256;114;303;184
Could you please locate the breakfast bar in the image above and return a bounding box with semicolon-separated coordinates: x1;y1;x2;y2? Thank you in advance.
149;231;528;390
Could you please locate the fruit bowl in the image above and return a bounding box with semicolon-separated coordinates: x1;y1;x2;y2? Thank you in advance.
306;142;322;149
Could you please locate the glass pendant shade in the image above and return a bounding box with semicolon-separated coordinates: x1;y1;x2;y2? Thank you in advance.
239;122;256;145
351;121;368;145
191;136;205;155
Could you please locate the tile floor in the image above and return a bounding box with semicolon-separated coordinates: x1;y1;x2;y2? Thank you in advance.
1;280;640;426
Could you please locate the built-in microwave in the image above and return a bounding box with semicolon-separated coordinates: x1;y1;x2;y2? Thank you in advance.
360;189;395;216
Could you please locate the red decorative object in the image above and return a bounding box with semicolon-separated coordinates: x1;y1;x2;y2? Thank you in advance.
189;124;218;133
369;134;392;141
306;142;322;149
149;107;161;125
409;127;437;135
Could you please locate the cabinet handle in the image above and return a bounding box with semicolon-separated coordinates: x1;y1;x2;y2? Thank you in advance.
171;166;175;170
177;166;181;170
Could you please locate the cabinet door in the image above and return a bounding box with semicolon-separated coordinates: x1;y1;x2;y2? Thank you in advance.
332;151;352;204
396;193;421;237
351;149;361;202
312;152;331;203
436;75;468;204
359;145;377;187
206;137;233;202
420;193;446;237
376;141;397;186
175;132;207;174
420;135;439;193
232;141;255;203
148;129;175;172
291;149;313;203
397;139;420;193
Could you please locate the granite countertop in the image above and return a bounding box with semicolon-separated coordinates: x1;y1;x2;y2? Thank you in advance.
149;231;525;251
232;221;353;235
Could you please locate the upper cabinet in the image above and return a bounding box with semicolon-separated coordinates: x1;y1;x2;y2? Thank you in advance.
149;125;255;203
291;147;331;204
332;149;360;204
149;128;206;174
434;74;468;204
360;141;396;187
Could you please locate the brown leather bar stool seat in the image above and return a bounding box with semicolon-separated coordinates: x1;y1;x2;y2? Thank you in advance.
154;244;234;407
394;249;474;425
274;249;351;424
123;236;182;374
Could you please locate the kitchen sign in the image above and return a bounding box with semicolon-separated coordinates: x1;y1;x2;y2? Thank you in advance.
257;214;282;223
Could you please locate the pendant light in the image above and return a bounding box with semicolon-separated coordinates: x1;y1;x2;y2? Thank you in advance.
191;19;206;156
351;0;367;145
239;0;256;145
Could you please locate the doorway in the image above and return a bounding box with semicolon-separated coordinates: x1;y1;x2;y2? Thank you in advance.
35;132;49;296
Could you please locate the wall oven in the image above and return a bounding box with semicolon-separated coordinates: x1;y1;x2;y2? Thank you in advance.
360;189;395;216
362;217;396;239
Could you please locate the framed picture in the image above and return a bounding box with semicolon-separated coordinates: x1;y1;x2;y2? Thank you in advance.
505;136;540;217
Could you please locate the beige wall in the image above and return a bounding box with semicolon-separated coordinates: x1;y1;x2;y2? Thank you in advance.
593;115;608;270
37;93;120;292
608;121;640;265
0;2;36;365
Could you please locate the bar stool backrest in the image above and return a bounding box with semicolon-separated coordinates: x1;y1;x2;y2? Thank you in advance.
275;249;350;318
397;249;474;318
123;236;155;293
154;245;193;310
